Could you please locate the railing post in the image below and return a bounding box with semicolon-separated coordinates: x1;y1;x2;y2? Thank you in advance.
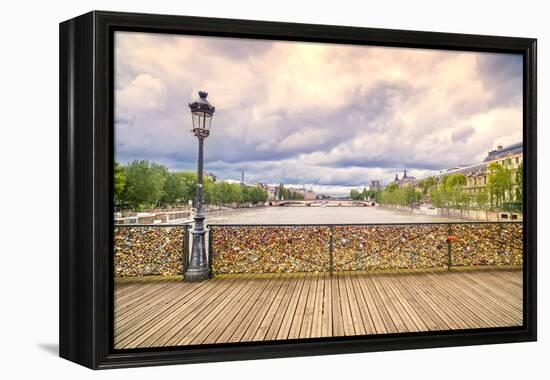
183;225;190;274
498;222;503;264
208;225;213;278
447;223;452;270
329;226;334;276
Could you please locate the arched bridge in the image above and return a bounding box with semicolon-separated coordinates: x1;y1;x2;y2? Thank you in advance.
269;200;376;207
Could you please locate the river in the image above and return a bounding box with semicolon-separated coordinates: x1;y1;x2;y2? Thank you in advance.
203;205;466;225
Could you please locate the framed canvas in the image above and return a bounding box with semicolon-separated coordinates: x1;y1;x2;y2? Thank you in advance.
59;11;537;369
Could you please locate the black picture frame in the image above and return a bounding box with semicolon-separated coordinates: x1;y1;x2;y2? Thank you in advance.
59;10;537;369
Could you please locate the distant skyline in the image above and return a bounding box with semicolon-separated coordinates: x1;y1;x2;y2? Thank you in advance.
115;31;523;195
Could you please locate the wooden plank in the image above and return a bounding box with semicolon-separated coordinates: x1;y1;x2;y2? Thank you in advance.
338;273;356;336
398;273;461;330
311;272;326;338
475;271;523;298
424;272;511;328
343;273;367;336
240;275;287;342
439;272;522;325
115;280;216;347
255;274;298;341
276;273;307;340
112;269;523;348
378;274;426;331
444;271;522;318
299;273;319;339
487;270;522;287
215;275;280;344
192;275;265;345
119;276;239;348
460;271;522;307
115;280;206;330
264;274;301;341
420;272;487;328
288;273;313;339
348;273;377;335
114;277;179;300
364;275;399;333
129;276;241;348
355;274;387;334
115;279;197;319
369;274;410;332
320;272;333;337
388;273;443;331
226;274;281;343
331;273;345;337
403;272;475;330
176;276;255;346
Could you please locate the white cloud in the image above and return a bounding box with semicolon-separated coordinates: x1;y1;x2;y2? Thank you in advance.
116;73;167;118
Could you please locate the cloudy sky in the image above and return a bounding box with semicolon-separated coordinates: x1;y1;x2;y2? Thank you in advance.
115;31;522;195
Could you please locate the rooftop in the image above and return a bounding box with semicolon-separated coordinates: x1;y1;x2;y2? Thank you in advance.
484;142;523;162
439;162;488;177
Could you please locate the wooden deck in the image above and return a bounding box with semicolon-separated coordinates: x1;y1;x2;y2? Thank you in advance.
114;269;522;349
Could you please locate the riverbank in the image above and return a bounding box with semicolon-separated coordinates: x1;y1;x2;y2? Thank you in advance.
204;204;469;224
380;204;523;222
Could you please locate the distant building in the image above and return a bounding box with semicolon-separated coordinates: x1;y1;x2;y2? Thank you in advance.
256;183;277;200
394;169;416;188
435;142;523;200
304;189;317;200
370;179;382;190
484;142;523;166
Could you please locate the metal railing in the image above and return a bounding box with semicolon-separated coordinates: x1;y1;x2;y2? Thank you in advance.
113;222;523;277
207;222;523;274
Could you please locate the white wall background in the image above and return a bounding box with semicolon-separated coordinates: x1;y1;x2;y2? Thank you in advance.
0;0;546;378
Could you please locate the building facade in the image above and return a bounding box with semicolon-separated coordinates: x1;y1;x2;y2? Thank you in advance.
435;142;523;200
394;169;416;188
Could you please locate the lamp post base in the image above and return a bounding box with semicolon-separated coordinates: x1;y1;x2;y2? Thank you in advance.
184;267;210;282
184;226;210;282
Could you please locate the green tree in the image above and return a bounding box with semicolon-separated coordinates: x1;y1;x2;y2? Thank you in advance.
122;160;168;210
248;186;268;204
445;173;466;189
350;189;361;200
426;173;469;209
114;161;127;205
293;191;305;200
515;162;523;206
445;173;468;208
487;162;513;208
475;190;489;209
378;183;420;206
430;187;445;208
161;171;196;205
418;176;437;196
404;184;421;205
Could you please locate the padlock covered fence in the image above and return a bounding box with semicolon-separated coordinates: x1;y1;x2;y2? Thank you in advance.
208;222;523;274
114;225;190;277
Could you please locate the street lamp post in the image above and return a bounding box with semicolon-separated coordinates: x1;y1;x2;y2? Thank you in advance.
185;91;215;282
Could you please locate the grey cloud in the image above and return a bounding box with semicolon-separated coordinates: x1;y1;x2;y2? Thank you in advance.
476;53;522;108
451;125;475;143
